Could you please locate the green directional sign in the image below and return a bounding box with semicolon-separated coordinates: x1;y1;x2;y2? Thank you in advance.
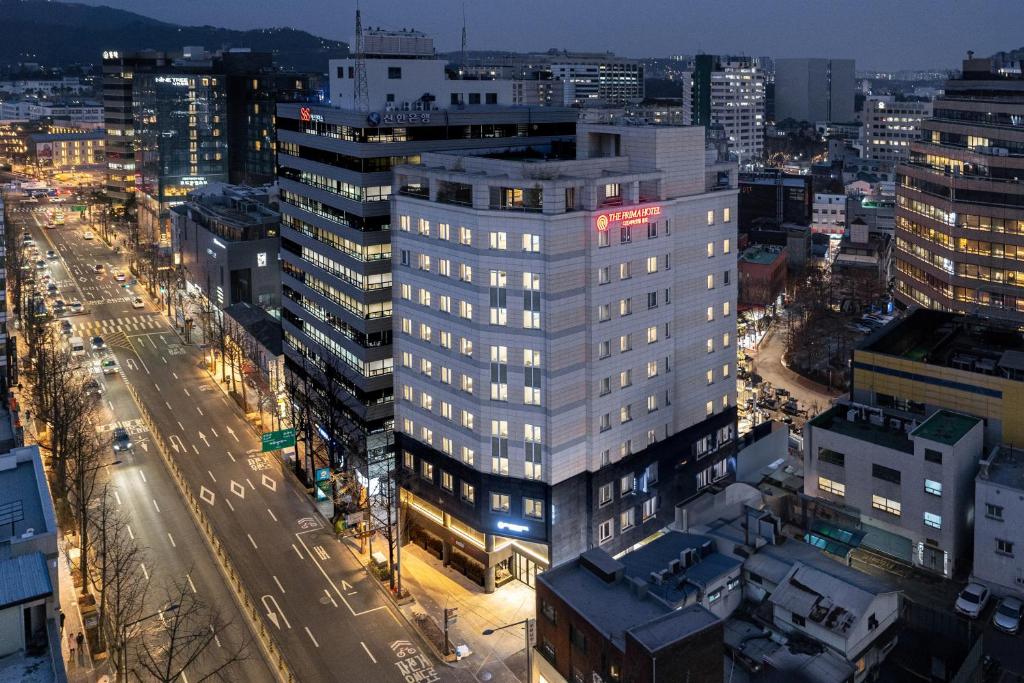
71;204;87;212
261;427;296;452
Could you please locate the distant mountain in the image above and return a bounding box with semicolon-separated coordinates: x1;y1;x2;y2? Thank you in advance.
0;0;347;71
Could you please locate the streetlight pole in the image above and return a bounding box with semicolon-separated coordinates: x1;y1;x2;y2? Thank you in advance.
119;603;179;682
482;618;535;681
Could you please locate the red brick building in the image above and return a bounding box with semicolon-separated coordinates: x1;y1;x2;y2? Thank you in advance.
738;244;787;306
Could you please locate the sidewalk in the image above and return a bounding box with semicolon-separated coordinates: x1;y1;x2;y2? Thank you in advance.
57;538;101;683
345;536;530;682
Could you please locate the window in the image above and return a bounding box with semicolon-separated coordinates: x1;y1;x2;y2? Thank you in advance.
399;215;411;232
647;395;658;413
706;401;714;417
403;451;414;470
388;66;402;79
707;241;715;258
620;440;632;458
417;218;430;236
604;183;620;199
418;254;431;271
459;226;472;245
707;274;714;290
438;223;450;241
489;270;507;326
924;512;942;529
490;492;510;513
722;363;730;378
707;306;715;322
523;272;541;329
420;358;433;377
459;337;473;357
598;266;610;285
872;464;901;484
401;318;413;335
619;297;632;316
420;426;433;445
442;437;453;455
646;326;658;344
620;334;632;352
871;494;901;516
620;508;635;530
642;496;657;520
924;479;942;496
570;624;588;653
489;345;508;401
647;256;658;274
723;301;731;317
620;262;631;280
599;341;610;359
620;473;635;496
420;393;434;412
598;519;613;544
620;405;632;423
439;259;451;277
489;231;507;250
723;207;731;223
598;304;610;322
441;471;454;492
459;263;473;282
461;482;475;504
418;288;431;307
524;349;542;405
924;448;943;464
461;410;474;430
997;538;1015;556
620;225;631;244
491;420;509;475
706;369;714;386
707;210;715;226
818;476;845;497
540;599;556;624
723;269;730;285
619;369;632;388
525;423;543;479
524;497;544;520
647;222;658;239
461;447;475;467
599;483;613;506
647;291;658;309
987;503;1004;520
723;332;731;348
818;448;845;467
723;238;731;254
420;461;434;481
598;229;610;248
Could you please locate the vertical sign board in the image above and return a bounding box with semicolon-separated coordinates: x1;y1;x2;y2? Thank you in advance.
315;467;332;501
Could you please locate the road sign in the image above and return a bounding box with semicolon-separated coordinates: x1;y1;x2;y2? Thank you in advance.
261;427;296;452
526;618;537;647
315;467;331;501
71;204;86;212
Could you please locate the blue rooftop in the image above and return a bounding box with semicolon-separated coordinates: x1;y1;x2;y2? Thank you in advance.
618;532;742;606
0;552;52;609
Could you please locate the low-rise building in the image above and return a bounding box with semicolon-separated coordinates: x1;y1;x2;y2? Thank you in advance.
534;547;723;683
0;445;60;660
973;445;1024;597
812;192;847;235
172;183;281;315
845;193;894;237
832;218;892;310
25;129;104;170
803;404;984;576
738;245;787;306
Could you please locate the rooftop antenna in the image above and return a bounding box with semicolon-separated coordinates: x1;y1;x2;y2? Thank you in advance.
353;2;369;112
460;3;467;69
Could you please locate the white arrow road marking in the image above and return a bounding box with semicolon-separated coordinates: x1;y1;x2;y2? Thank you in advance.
229;481;245;499
226;426;239;442
261;595;290;629
169;435;184;453
198;432;209;447
125;358;138;371
261;474;276;492
139;443;148;453
340;579;353;591
199;486;215;506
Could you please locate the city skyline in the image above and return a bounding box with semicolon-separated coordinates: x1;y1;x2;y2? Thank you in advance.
73;0;1024;70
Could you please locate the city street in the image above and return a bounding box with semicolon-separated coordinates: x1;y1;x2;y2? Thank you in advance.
14;193;453;681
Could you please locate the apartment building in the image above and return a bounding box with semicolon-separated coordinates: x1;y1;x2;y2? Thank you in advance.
276;29;576;484
812;192;847;235
392;123;738;591
895;54;1024;322
862;96;933;164
974;446;1024;598
682;55;766;162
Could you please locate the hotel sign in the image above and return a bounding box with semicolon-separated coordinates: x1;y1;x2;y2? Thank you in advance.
497;521;530;534
595;204;662;231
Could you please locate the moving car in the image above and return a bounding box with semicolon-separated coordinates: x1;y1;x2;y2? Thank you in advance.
101;358;118;375
46;250;57;260
113;270;126;282
112;427;132;452
90;336;105;350
993;596;1024;634
51;301;65;316
954;583;990;619
68;336;86;357
60;320;73;335
84;378;103;398
35;259;46;270
83;230;94;240
69;301;84;314
93;264;105;274
131;297;145;309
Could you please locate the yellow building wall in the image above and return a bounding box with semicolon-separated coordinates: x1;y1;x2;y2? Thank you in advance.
854;350;1024;446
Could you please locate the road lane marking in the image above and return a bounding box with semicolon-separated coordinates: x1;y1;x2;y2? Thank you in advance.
291;544;303;559
226;499;235;511
196;406;203;416
172;372;178;380
360;641;375;662
295;530;387;617
323;589;337;607
126;524;134;540
306;628;321;649
210;625;221;648
177;421;184;431
267;508;277;522
140;359;150;374
211;428;218;437
167;532;176;548
261;475;277;492
183;388;190;397
152;498;160;513
161;355;167;364
138;470;147;483
113;491;121;506
273;575;286;594
107;400;114;412
247;534;258;549
226;451;236;462
187;574;197;593
230;481;245;499
154;383;160;392
246;478;255;490
191;444;199;455
165;401;172;410
199;486;215;506
140;563;149;580
207;470;216;482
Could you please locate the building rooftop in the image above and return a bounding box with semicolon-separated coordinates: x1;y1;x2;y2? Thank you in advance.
0;552;52;610
910;410;981;446
808;404;914;454
979;445;1024;492
0;447;52;542
769;562;877;637
224;302;282;356
739;245;785;266
861;310;1024;380
617;531;741;607
627;605;719;653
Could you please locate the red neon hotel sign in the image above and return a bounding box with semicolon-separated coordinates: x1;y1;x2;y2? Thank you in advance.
595;204;662;231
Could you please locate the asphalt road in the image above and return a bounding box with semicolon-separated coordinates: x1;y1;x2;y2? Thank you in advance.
13;194;453;681
11;194;276;681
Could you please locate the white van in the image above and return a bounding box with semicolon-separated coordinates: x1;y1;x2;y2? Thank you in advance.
68;336;86;357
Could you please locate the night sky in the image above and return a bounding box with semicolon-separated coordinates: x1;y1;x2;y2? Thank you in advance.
75;0;1024;70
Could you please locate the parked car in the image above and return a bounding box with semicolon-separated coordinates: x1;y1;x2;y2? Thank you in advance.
993;596;1024;634
954;583;991;619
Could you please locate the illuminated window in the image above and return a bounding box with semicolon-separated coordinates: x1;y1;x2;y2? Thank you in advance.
871;495;901;516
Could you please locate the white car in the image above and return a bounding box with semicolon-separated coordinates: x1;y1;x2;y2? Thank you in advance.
83;230;94;240
131;297;145;309
113;270;126;282
954;583;990;619
993;596;1024;634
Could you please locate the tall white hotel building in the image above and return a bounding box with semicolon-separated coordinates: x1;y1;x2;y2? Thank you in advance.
393;123;739;590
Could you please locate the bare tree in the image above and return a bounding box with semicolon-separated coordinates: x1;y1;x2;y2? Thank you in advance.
65;400;107;587
89;484;149;667
130;577;249;683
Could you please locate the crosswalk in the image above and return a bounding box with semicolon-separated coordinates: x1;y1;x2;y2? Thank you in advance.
67;315;167;338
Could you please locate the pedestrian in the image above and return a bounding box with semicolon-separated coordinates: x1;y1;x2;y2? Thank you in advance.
59;610;65;631
67;631;75;661
76;631;84;658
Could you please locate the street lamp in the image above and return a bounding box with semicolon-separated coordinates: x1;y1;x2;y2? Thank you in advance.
482;618;535;680
119;603;179;682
